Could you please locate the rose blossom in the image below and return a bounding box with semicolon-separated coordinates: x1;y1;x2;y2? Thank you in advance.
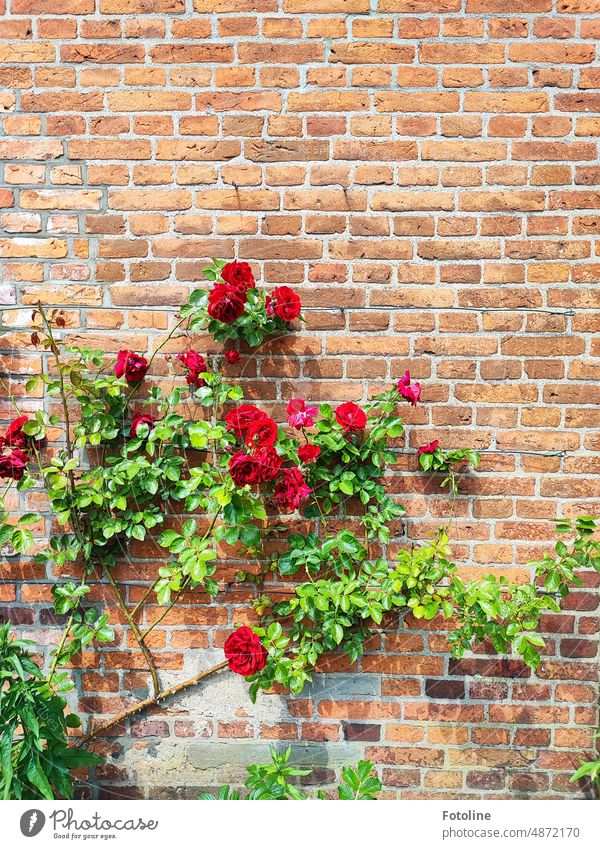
270;286;301;322
255;446;283;482
177;350;207;387
130;412;156;438
244;417;278;450
177;350;205;373
397;370;421;407
224;350;241;365
115;350;148;384
207;283;246;324
221;261;255;292
0;448;29;481
416;439;439;457
225;405;268;441
273;466;311;513
298;443;320;465
335;401;367;433
286;398;317;430
224;625;268;676
228;451;263;487
1;416;29;449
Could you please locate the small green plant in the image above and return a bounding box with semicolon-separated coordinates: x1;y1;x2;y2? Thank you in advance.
0;624;101;800
416;441;480;495
533;515;600;597
199;747;381;800
570;730;600;797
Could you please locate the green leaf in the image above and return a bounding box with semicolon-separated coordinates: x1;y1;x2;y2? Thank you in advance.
182;519;197;539
158;530;179;548
17;513;40;525
130;524;146;541
10;529;33;554
1;728;14;800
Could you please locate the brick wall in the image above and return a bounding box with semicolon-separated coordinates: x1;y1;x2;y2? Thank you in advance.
1;0;599;799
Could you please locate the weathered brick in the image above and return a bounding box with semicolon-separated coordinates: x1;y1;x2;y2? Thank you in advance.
155;140;240;161
100;0;184;9
108;190;192;211
245;140;329;162
150;45;233;64
21;189;102;210
108;92;192;112
61;44;145;64
376;92;460;113
13;0;94;9
284;0;369;9
464;92;549;113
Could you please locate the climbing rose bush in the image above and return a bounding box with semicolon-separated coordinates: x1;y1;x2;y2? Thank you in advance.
0;261;592;800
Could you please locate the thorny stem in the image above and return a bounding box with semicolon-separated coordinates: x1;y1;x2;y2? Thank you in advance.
104;567;161;700
29;311;163;696
38;305;73;458
28;425;90;687
37;305;87;549
75;660;229;748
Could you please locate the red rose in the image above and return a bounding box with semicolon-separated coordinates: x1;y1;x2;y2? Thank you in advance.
130;412;156;438
221;261;255;292
0;448;29;481
115;350;148;384
229;451;263;487
225;405;267;441
271;286;301;322
177;349;207;387
298;443;320;465
417;439;439;457
245;417;278;450
335;401;367;433
224;625;267;676
273;466;311;513
224;350;241;365
286;398;317;430
255;447;282;482
177;350;205;374
2;416;29;449
207;283;246;324
397;370;421;407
